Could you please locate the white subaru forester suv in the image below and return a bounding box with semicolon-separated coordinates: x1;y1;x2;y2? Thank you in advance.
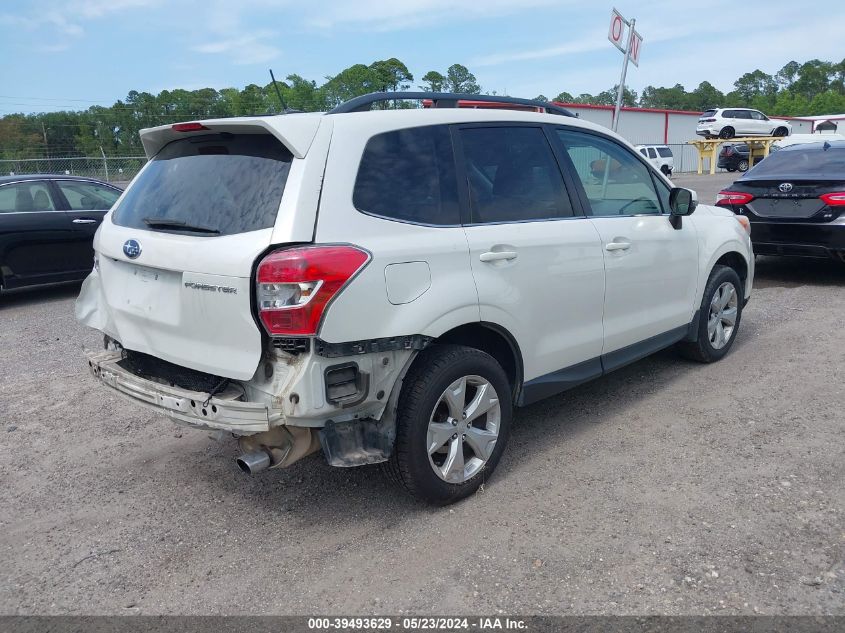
77;92;754;505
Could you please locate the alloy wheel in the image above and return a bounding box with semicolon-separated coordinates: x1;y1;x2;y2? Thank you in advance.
708;282;738;350
426;375;501;483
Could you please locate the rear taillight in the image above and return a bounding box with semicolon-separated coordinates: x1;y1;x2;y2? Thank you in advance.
172;122;209;132
724;146;734;156
820;192;845;207
256;245;370;336
716;191;754;206
700;118;716;123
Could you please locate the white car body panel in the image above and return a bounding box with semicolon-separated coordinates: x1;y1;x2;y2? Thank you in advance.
688;205;754;301
463;219;606;381
590;215;700;354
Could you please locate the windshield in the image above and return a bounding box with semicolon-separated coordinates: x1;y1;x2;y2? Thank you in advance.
112;133;292;236
742;146;845;179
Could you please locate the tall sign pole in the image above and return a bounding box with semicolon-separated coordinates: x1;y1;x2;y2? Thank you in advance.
608;8;642;132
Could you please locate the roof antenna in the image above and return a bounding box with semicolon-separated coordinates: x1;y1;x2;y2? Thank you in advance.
823;140;831;151
269;68;288;113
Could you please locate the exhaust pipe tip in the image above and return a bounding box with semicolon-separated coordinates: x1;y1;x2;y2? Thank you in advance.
236;450;271;475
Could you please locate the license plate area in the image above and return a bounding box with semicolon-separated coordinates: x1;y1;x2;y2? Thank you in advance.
104;259;181;323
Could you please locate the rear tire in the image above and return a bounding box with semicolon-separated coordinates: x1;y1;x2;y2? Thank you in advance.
677;265;743;363
382;345;512;505
719;126;735;140
738;159;749;172
661;165;672;176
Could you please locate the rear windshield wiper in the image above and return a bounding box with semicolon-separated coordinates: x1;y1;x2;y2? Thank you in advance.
142;217;220;234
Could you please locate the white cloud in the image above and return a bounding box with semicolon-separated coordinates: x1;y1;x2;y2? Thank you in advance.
471;32;607;67
0;0;161;51
192;32;281;65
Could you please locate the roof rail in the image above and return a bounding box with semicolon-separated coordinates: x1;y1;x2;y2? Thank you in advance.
327;92;575;117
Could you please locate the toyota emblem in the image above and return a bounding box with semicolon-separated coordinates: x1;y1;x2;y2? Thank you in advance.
778;182;793;193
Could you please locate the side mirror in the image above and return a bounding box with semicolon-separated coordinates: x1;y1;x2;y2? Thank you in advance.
669;187;698;216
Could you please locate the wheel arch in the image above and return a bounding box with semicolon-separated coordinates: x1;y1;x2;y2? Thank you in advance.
709;248;750;297
431;322;524;399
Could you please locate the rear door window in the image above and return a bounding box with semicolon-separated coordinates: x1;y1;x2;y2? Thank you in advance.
0;182;57;213
55;180;121;210
353;125;459;225
657;147;673;158
458;126;574;224
112;133;292;236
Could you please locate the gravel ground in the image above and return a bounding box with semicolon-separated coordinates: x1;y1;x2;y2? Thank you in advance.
1;203;843;615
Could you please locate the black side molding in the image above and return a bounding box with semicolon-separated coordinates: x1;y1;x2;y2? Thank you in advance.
517;321;696;407
518;358;602;406
601;324;689;374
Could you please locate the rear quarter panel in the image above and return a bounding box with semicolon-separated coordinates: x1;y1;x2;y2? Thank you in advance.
313;115;478;343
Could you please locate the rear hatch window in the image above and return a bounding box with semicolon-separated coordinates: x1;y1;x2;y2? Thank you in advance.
743;146;845;179
700;109;717;119
112;133;292;236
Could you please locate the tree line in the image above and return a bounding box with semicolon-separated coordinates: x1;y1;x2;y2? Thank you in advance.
1;57;842;159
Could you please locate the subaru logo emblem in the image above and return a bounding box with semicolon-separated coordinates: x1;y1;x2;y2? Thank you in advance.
123;239;142;259
778;182;793;193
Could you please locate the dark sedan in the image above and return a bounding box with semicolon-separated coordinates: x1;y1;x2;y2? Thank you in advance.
0;174;122;291
715;141;845;260
717;143;751;172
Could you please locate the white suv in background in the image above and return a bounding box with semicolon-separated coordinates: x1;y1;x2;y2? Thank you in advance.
635;144;674;176
77;93;754;505
697;108;791;139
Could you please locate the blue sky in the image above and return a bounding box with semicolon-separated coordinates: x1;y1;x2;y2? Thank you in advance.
1;0;843;114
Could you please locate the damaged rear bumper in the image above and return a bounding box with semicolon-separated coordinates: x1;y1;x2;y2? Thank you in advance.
85;349;279;433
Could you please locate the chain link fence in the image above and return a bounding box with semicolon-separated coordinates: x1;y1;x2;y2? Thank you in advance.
0;144;715;188
0;156;147;187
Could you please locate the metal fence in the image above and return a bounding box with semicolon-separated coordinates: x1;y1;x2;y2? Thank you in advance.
663;143;705;174
0;156;147;186
0;144;710;189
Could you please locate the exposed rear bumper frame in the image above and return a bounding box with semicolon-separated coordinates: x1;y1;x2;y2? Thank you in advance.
85;349;279;434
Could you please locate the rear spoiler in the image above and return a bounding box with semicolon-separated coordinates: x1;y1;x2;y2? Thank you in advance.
139;114;324;159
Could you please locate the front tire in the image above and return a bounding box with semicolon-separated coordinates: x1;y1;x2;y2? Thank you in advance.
719;126;735;140
383;345;512;505
677;265;743;363
773;127;788;137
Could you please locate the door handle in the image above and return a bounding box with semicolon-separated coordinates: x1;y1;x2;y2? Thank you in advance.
72;218;97;224
480;251;518;262
605;241;631;251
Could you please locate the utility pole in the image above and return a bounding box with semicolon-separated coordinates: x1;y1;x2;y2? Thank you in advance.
41;122;50;159
100;146;109;182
